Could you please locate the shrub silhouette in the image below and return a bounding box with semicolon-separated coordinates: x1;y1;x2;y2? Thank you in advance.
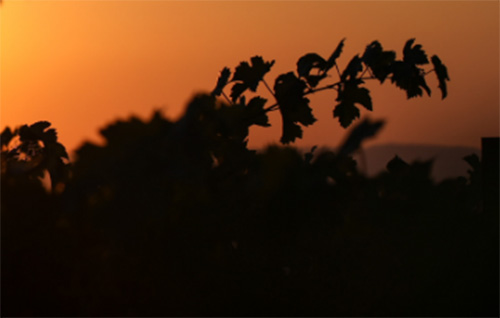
1;39;498;317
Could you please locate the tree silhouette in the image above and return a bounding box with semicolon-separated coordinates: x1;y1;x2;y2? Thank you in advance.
2;38;498;317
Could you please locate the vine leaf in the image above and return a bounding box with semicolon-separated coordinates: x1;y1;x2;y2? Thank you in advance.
390;61;431;98
403;39;429;65
274;72;316;144
244;97;270;127
333;80;372;128
230;83;247;102
281;121;303;145
431;55;450;99
296;53;327;87
230;56;275;102
390;39;432;98
212;67;231;96
325;38;345;73
333;101;360;129
341;55;363;82
362;41;395;83
297;53;326;77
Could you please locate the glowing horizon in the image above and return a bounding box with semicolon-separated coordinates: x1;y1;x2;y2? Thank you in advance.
1;1;498;154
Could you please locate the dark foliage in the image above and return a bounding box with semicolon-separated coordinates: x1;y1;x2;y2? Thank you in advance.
2;39;497;317
274;72;316;144
213;38;449;142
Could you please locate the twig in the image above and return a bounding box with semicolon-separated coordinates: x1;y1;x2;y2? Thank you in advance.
335;64;342;78
221;91;232;104
304;82;340;96
262;79;277;100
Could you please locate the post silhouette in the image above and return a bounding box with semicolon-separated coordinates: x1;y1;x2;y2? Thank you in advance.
481;137;499;216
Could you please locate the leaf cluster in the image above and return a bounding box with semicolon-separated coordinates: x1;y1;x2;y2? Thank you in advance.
1;121;70;191
212;38;449;143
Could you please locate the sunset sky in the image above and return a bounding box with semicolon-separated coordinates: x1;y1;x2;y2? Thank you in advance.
1;1;498;155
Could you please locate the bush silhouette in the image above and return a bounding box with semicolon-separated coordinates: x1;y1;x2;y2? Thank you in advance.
1;39;498;317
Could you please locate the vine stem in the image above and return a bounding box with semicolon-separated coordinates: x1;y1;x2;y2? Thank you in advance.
264;102;279;112
359;67;369;78
263;81;340;113
335;64;342;78
221;91;232;104
367;68;376;78
359;66;372;79
304;82;340;96
262;79;277;100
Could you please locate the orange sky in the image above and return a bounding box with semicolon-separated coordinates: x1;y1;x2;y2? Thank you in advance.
1;1;498;155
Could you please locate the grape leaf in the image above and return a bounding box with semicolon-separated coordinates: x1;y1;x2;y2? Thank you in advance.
230;83;247;102
212;67;231;96
403;39;429;65
244;97;270;127
362;41;395;83
296;53;328;88
281;120;304;144
431;55;450;99
230;56;275;101
341;55;363;82
390;61;431;98
297;53;326;77
333;101;360;128
333;79;372;128
324;38;345;73
390;39;432;98
274;72;316;144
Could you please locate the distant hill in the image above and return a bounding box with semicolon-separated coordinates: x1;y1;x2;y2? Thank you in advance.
293;144;480;182
353;144;480;181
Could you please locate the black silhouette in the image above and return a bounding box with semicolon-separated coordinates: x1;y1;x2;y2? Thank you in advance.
1;39;498;317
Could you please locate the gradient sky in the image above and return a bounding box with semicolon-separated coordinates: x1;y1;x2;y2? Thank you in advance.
1;1;498;155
